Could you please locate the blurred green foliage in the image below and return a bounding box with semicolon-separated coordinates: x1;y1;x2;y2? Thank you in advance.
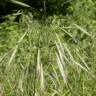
0;0;96;96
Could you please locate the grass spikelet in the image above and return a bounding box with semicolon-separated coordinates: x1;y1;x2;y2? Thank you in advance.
36;49;45;95
55;33;67;85
56;52;67;85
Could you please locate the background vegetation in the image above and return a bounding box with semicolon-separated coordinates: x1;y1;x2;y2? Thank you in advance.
0;0;96;96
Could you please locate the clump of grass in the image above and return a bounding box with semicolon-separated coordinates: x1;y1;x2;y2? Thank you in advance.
0;9;96;96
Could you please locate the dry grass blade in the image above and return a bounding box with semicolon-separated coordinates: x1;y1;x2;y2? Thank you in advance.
63;43;93;75
52;89;59;96
17;31;28;44
0;86;3;96
75;50;90;70
37;49;41;77
55;33;64;53
52;65;60;85
55;42;65;67
63;43;74;61
73;24;91;37
40;63;45;95
75;61;96;79
74;61;89;72
6;45;18;71
6;31;27;71
61;28;73;38
55;33;94;81
9;0;31;8
18;72;25;93
60;26;75;29
63;42;96;79
18;78;24;93
47;72;56;86
60;28;77;43
63;43;89;71
0;50;12;63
